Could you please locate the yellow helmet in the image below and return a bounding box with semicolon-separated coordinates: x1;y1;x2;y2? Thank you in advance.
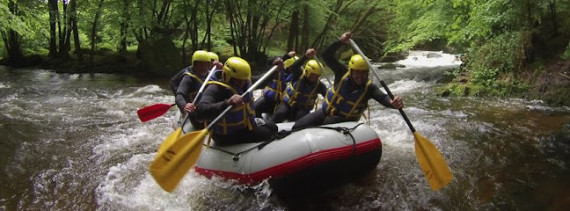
283;56;299;69
208;52;219;61
304;60;322;76
223;57;251;82
348;54;369;72
192;50;211;64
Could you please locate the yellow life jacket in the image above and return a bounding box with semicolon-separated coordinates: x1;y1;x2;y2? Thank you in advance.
322;72;371;120
282;78;319;109
206;81;256;135
185;71;204;101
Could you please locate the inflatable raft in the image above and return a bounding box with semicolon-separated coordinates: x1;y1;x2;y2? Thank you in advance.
189;121;382;192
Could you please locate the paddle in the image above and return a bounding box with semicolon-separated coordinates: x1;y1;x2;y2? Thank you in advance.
137;103;174;122
150;65;279;192
349;39;453;191
136;66;217;123
157;66;218;156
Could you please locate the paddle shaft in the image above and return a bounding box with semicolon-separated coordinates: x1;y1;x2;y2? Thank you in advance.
348;39;416;133
206;65;279;130
180;66;218;132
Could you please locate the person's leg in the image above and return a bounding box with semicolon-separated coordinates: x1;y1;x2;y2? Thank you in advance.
292;109;326;130
254;97;269;118
248;121;278;142
271;103;290;123
323;115;346;125
292;107;310;121
189;114;205;130
213;122;278;145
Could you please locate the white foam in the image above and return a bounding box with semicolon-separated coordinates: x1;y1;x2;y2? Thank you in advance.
395;51;462;68
384;80;429;95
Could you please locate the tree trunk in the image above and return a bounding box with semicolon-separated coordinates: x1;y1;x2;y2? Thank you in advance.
201;0;219;51
118;0;129;53
312;0;355;49
226;0;238;55
3;0;24;65
300;2;309;51
548;0;559;37
191;0;200;50
70;0;83;63
89;0;105;65
48;0;58;58
287;10;299;51
350;5;378;33
59;2;71;57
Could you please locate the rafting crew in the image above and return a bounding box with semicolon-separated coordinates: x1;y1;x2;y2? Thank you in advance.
270;48;327;123
292;32;404;130
171;50;222;129
195;57;280;145
253;51;298;119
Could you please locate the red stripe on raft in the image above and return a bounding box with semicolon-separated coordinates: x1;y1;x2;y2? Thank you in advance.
194;138;381;184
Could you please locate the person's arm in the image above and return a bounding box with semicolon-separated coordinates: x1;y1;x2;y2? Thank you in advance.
368;84;395;108
194;85;231;121
281;51;295;61
290;55;309;81
317;81;328;96
322;40;348;83
290;48;315;81
169;67;188;93
175;75;193;111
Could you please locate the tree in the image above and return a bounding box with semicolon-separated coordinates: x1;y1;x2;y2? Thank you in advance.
1;0;37;65
225;0;288;65
89;0;105;65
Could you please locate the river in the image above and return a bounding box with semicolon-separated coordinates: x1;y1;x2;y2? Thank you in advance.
1;52;569;210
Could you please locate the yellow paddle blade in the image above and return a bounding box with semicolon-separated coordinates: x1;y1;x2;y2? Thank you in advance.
150;129;208;192
156;127;182;157
413;131;453;190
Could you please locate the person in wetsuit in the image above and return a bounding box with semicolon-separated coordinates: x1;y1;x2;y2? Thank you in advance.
271;48;327;123
292;32;404;130
173;50;222;129
195;57;279;145
254;51;297;118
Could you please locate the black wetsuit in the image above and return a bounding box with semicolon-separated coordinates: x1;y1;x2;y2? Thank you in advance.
195;79;278;145
174;68;208;130
292;41;394;130
270;55;327;123
169;67;190;95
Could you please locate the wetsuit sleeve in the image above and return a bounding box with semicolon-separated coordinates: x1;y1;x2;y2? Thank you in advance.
195;85;230;121
175;75;193;111
368;84;394;108
322;40;348;84
290;55;309;81
169;68;188;94
281;53;292;61
317;81;328;96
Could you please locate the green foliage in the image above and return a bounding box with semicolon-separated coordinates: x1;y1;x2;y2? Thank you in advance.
385;0;454;53
466;31;529;95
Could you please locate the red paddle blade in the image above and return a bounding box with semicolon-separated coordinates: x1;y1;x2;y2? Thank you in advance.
137;103;174;122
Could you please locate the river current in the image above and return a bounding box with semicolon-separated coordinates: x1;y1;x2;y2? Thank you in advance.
1;51;569;210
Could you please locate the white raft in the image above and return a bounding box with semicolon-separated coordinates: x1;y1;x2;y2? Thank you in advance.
190;121;383;192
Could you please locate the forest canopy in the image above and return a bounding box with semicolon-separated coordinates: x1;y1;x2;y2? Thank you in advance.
1;0;569;95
